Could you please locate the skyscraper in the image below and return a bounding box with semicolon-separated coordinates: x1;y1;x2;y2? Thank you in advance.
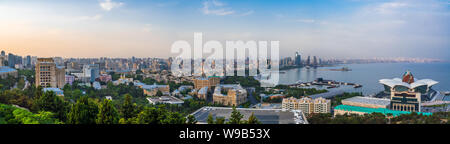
295;52;302;66
8;53;15;67
313;56;318;66
306;56;311;66
26;55;31;68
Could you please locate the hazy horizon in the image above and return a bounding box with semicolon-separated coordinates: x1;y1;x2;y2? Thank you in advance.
1;0;449;60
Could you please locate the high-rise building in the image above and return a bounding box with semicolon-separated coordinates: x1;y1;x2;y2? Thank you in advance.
295;52;302;66
313;56;318;66
35;58;66;88
306;56;311;66
8;53;15;67
26;55;31;68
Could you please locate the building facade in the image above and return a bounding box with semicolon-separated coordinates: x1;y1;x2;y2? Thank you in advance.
0;66;18;78
35;58;65;88
379;71;438;112
193;76;220;90
212;84;247;106
282;97;331;114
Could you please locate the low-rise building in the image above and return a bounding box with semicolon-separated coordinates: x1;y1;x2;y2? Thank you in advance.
282;97;331;114
213;84;247;106
137;83;170;96
198;86;209;100
43;88;64;96
112;74;133;85
341;96;390;109
93;81;101;90
193;76;220;90
334;105;432;117
99;74;112;82
147;96;184;105
0;66;18;78
190;107;308;124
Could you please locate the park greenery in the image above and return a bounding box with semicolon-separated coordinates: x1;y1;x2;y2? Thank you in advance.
308;112;450;124
0;73;260;124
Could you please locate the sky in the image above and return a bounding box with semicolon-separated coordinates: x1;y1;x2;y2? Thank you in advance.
0;0;449;60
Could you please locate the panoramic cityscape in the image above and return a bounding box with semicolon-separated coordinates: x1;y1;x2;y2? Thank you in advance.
1;0;449;128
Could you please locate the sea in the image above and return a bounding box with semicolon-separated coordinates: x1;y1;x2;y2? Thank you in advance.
278;62;450;96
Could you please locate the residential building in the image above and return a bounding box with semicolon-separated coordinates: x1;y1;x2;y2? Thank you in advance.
35;58;65;88
65;75;75;85
282;97;331;114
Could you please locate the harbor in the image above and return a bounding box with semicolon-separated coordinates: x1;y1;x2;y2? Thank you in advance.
288;78;363;90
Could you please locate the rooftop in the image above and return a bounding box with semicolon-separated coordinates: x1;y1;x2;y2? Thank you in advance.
0;66;17;73
342;96;391;106
147;96;184;105
191;107;307;124
335;105;432;117
380;77;438;89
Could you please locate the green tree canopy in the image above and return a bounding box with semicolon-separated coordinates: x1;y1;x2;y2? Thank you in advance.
96;99;119;124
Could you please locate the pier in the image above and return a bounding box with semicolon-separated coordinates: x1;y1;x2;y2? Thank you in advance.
288;78;362;89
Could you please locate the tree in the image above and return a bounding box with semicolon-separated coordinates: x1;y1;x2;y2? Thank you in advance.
161;112;186;124
135;107;159;124
247;112;261;124
13;109;60;124
227;107;243;124
207;114;214;124
156;90;163;96
186;115;197;124
67;96;99;124
34;86;43;99
96;99;119;124
35;91;69;122
17;78;25;90
215;117;225;124
120;94;137;119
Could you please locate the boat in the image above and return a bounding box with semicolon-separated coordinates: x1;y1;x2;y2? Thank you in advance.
353;84;362;88
329;67;352;71
445;91;450;96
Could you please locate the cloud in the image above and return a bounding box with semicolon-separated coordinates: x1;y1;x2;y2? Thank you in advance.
100;0;124;11
296;19;316;23
239;10;254;16
142;24;153;32
202;0;235;16
76;14;103;21
374;2;409;14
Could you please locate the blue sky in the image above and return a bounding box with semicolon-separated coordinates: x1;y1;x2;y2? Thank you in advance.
0;0;449;60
